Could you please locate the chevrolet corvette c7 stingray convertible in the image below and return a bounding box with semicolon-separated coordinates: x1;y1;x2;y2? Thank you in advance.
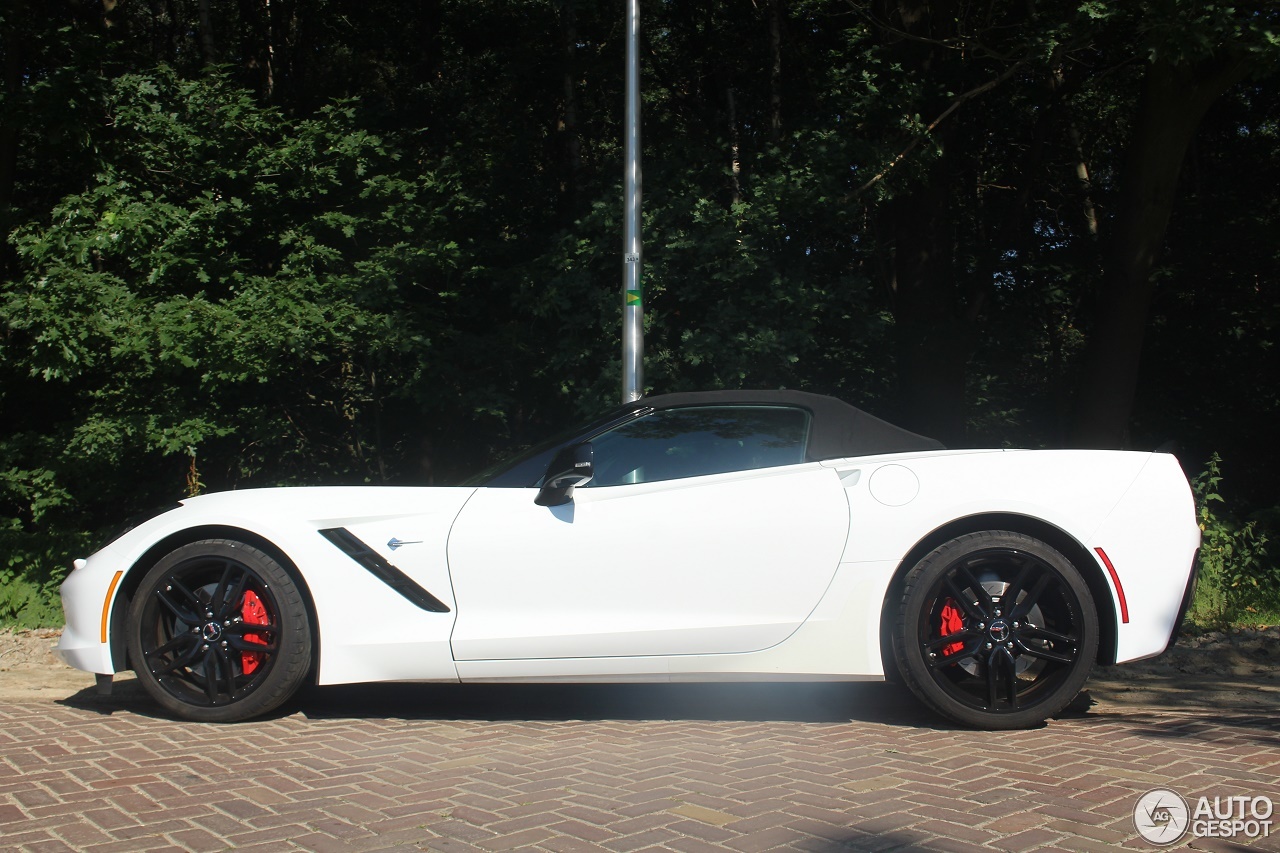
57;390;1200;729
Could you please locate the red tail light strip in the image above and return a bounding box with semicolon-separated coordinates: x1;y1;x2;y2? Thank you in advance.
1095;547;1130;624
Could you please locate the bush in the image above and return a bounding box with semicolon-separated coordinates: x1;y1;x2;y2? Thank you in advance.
0;529;94;629
0;570;63;629
1187;453;1276;627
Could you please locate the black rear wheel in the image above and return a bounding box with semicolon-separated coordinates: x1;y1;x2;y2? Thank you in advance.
892;531;1098;729
127;539;312;722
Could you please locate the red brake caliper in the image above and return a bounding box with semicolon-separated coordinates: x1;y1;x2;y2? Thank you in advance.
938;598;965;657
240;590;269;675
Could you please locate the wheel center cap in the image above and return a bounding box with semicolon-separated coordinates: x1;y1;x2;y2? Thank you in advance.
988;619;1010;643
202;622;223;642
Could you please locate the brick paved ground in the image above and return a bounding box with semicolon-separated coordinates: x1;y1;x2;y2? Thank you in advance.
1;681;1277;852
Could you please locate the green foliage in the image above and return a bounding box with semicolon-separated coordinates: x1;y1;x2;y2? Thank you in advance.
0;529;94;629
2;68;473;626
1;1;1278;629
3;69;468;521
1188;454;1276;626
0;572;60;629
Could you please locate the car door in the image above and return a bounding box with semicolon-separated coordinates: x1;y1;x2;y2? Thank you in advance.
447;406;851;661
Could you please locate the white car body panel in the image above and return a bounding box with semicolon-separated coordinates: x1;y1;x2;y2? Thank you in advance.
825;449;1148;564
447;464;849;661
57;549;129;674
59;487;475;685
820;448;1198;666
1090;453;1203;662
454;557;898;683
57;445;1198;691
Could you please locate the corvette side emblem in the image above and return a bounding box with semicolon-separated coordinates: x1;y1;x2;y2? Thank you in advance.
387;538;422;551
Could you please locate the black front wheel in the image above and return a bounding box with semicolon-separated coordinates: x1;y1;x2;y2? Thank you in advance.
127;539;312;722
892;531;1099;729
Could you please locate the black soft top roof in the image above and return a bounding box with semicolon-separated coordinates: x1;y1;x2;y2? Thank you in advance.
635;389;944;459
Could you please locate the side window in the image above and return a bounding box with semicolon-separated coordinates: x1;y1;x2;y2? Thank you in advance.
586;406;810;487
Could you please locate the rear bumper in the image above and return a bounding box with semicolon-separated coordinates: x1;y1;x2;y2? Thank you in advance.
1161;547;1201;655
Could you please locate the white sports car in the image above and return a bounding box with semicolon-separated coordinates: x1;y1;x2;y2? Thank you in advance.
57;390;1200;729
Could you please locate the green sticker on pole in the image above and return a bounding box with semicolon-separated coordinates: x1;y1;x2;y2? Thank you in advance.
625;289;642;307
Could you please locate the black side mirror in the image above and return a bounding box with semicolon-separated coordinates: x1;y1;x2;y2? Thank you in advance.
535;443;594;506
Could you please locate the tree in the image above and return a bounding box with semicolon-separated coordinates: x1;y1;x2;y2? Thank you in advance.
1071;2;1277;447
1;69;467;530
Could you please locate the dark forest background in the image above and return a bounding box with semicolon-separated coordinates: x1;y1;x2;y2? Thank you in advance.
1;1;1278;621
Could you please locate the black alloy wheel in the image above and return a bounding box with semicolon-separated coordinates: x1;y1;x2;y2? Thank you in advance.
127;539;312;722
893;530;1099;729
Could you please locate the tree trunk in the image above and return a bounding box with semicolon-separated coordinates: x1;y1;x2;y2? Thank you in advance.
263;0;277;100
888;179;969;445
1068;121;1099;238
557;0;580;216
875;0;968;445
726;84;742;206
0;18;20;226
196;0;217;66
1071;54;1253;448
766;0;782;143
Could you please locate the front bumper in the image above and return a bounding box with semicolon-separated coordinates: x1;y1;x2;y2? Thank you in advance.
54;552;121;675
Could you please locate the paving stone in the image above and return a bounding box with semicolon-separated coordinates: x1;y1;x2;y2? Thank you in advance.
602;827;684;852
992;828;1071;852
0;802;28;823
668;803;738;826
665;818;738;843
921;839;998;853
1;695;1278;853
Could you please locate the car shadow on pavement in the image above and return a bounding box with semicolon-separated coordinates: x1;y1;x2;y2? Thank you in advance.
57;678;958;729
56;681;1280;745
1101;710;1280;747
65;677;1278;739
1056;688;1280;747
293;681;950;727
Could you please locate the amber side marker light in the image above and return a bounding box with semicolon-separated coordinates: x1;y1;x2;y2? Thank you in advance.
101;570;124;644
1094;547;1130;624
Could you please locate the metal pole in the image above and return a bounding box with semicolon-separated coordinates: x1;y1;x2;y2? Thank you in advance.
621;0;644;403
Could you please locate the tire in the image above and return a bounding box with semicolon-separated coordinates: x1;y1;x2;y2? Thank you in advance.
891;531;1098;730
127;539;312;723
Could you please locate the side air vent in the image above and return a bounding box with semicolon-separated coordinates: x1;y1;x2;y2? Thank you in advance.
318;528;451;613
